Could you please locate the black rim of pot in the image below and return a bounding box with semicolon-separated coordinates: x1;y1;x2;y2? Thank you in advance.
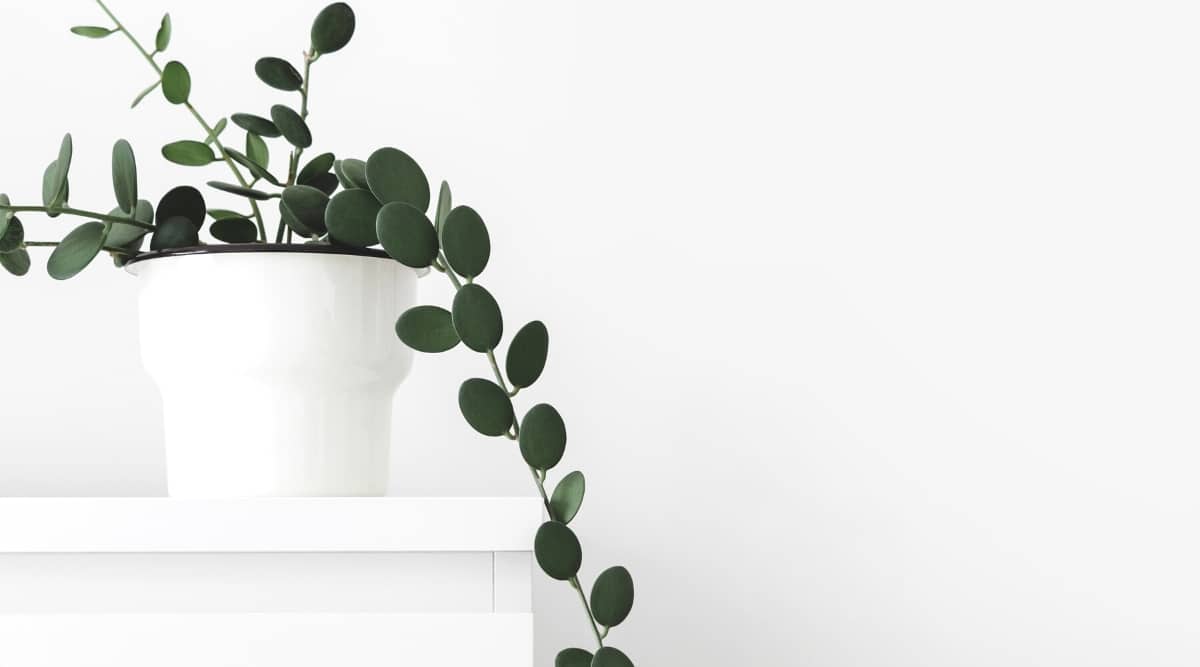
124;243;391;265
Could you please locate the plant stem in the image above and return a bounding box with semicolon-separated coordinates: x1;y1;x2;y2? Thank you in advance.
25;240;137;254
0;205;153;229
96;0;267;241
571;575;607;647
281;51;317;242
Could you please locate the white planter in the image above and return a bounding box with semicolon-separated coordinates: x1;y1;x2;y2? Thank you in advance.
127;246;418;497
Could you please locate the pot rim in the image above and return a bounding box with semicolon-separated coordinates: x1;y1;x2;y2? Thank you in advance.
124;243;392;266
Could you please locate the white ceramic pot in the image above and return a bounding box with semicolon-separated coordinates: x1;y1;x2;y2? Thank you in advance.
127;246;417;497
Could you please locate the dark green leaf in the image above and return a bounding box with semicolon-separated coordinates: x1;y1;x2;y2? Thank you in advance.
207;181;272;200
156;186;206;227
506;320;548;389
0;218;23;253
441;205;490;278
377;201;438;268
42;134;72;214
70;26;115;38
458;378;515;437
534;521;581;581
281;185;329;235
308;171;339;196
134;198;154;225
311;2;356;54
395;305;460;353
451;283;503;352
161;61;190;104
0;248;30;276
208;208;248;220
155;14;171;52
105;206;149;248
226;147;280;185
365;147;430;211
162;140;215;166
591;647;634;667
550;470;585;524
111;139;137;213
231;113;281;138
151;216;200;250
298;152;335;185
48;221;106;280
591;566;634;628
325;188;380;247
0;194;10;239
519;403;567;471
130;80;160;108
270;105;311;148
255;57;303;91
279;200;312;237
210;217;257;243
334;158;369;189
435;180;451;235
206;117;228;145
555;648;594;667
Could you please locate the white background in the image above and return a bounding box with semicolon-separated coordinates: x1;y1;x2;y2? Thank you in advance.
1;0;1198;664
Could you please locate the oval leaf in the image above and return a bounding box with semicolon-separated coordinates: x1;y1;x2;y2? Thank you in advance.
435;180;452;234
451;283;503;352
550;470;585;525
334;158;369;189
0;194;10;238
396;305;460;353
245;132;269;170
207;181;272;200
506;320;548;389
48;221;107;280
162;140;215;166
270;105;312;148
441;205;490;278
0;218;24;253
308;171;340;196
206;117;228;144
111;139;137;213
534;521;582;581
365;147;430;211
231;113;281;138
161;61;190;104
311;2;356;54
0;248;31;277
105;207;149;248
155;13;171;52
43;134;73;214
226;147;280;185
281;185;329;235
255;57;303;91
555;649;594;667
156;186;206;227
590;566;634;628
591;647;635;667
519;403;567;471
325;188;380;247
377;201;438;268
298;152;335;185
151;216;200;251
458;378;515;437
71;26;115;38
209;217;258;243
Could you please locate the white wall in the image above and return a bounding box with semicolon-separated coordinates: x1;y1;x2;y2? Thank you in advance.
1;0;1198;664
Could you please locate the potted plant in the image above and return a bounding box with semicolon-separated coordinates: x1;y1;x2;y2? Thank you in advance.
2;3;638;664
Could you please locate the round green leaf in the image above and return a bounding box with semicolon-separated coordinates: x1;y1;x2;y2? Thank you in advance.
281;185;329;235
395;305;460;353
298;152;335;185
311;2;356;54
591;566;634;628
111;139;137;213
0;248;30;276
307;172;340;196
105;207;149;248
591;647;634;667
325;188;381;247
155;14;171;52
534;521;581;581
161;61;190;104
549;470;585;525
162;140;215;166
435;180;452;234
41;161;63;216
519;403;567;471
255;57;303;91
270;105;311;148
156;186;206;227
377;201;438;268
555;649;594;667
48;221;106;280
71;26;115;38
246;132;269;170
365;147;430;211
506;320;548;389
334;158;369;189
458;378;515;437
441;205;490;278
0;218;23;253
43;135;72;214
151;216;199;251
207;181;272;201
209;217;257;243
231;113;281;138
451;283;503;352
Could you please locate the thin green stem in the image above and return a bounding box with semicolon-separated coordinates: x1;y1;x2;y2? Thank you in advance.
25;240;138;254
0;205;153;229
487;349;512;396
571;575;607;648
96;0;267;241
281;52;317;242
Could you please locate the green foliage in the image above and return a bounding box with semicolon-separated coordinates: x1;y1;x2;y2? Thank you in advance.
325;188;380;246
0;218;24;253
207;181;272;200
519;403;567;471
550;471;585;524
590;567;634;628
156;186;205;227
270;104;312;148
231;113;281;138
70;26;115;38
534;520;582;581
226;147;280;185
591;647;635;667
130;80;160;109
441;205;490;278
506;320;548;388
0;248;31;276
555;649;594;667
205;117;228;144
154;14;171;53
311;2;356;54
162;140;215;166
458;378;515;437
334;158;369;189
111;139;137;213
42;135;73;215
435;180;452;235
255;57;303;91
151;216;199;250
245;132;269;170
48;221;106;280
396;305;461;353
209;217;257;243
281;185;329;236
451;283;503;352
366;147;430;211
161;61;190;104
298;152;335;185
377;202;438;268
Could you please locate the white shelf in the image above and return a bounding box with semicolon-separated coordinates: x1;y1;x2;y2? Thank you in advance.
0;497;542;553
